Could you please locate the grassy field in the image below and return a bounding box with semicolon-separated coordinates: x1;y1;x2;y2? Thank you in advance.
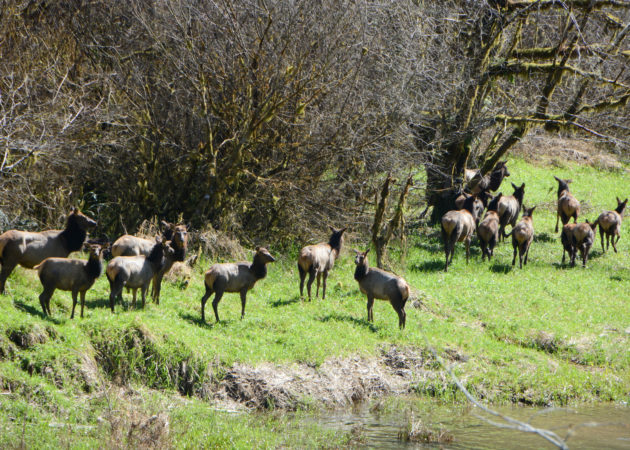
1;155;629;446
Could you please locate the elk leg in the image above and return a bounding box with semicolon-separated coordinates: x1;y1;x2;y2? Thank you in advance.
555;213;560;233
512;241;517;266
322;271;328;300
442;229;450;272
240;289;247;319
315;272;322;298
200;283;213;323
39;288;54;316
306;268;316;301
132;288;138;309
612;233;619;253
394;301;406;330
0;263;16;294
80;291;86;318
140;284;148;309
71;290;78;319
599;227;605;252
524;240;531;266
366;295;374;322
298;263;306;298
465;237;470;264
212;289;224;323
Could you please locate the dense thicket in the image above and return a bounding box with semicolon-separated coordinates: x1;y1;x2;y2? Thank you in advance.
1;0;628;241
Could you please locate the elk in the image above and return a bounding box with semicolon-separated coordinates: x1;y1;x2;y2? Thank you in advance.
465;160;510;194
297;226;347;301
476;193;503;261
353;249;409;329
509;206;536;269
571;220;598;267
106;237;174;312
200;247;275;323
0;207;97;294
111;221;188;303
595;197;627;253
441;195;480;272
554;176;580;233
497;182;525;241
34;243;105;318
454;190;488;225
560;223;577;266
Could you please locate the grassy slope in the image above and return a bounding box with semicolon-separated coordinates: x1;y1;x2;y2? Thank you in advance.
1;156;629;446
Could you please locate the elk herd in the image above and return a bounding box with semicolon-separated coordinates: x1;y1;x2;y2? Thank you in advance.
0;162;626;329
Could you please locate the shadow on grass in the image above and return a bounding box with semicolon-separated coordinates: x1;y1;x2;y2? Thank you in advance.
13;300;64;324
411;260;444;272
489;263;512;274
534;232;557;243
84;297;112;310
179;312;217;329
270;296;300;308
317;313;378;332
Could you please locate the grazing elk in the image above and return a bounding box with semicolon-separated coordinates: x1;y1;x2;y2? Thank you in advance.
465;161;510;194
111;221;188;303
297;226;347;301
595;197;627;253
34;243;105;318
509;206;536;269
477;193;503;261
571;220;598;267
554;176;580;233
441;195;480;272
106;237;174;312
0;207;97;294
498;182;525;241
353;249;409;329
560;223;577;266
201;247;275;323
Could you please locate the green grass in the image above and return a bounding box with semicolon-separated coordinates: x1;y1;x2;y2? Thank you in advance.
1;155;629;444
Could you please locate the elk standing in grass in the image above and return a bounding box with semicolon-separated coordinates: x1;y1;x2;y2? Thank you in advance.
560;223;577;266
0;208;97;294
298;226;347;301
554;176;580;233
477;193;503;261
441;195;480;272
571;220;598;267
353;248;409;330
465;160;510;195
509;206;536;269
106;237;174;312
497;182;525;241
454;191;488;225
201;247;275;323
595;197;627;253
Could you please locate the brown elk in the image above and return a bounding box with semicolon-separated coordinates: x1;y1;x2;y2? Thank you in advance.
554;176;580;233
595;197;627;253
441;195;480;272
560;223;577;266
498;182;525;241
34;243;105;318
201;247;275;323
465;160;510;194
111;221;188;303
476;193;503;261
353;249;409;329
571;220;598;267
509;206;536;269
0;207;97;294
106;237;174;312
454;190;488;225
297;226;347;301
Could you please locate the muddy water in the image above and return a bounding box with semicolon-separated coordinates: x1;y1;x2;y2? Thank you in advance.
316;402;630;448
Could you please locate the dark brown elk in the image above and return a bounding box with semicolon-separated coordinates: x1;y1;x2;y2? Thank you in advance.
560;223;577;265
476;193;503;261
297;226;347;301
353;249;409;329
201;247;275;323
595;197;627;253
111;221;188;303
571;220;598;267
454;190;488;225
465;161;510;194
497;182;525;241
554;176;580;233
509;206;536;269
441;195;480;272
34;243;105;318
0;207;97;294
106;237;174;312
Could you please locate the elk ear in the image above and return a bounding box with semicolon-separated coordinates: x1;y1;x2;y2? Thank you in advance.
553;175;561;182
364;248;370;255
530;206;537;213
328;225;336;232
255;246;260;252
566;179;573;184
617;196;621;204
340;227;348;234
520;183;525;189
511;182;517;190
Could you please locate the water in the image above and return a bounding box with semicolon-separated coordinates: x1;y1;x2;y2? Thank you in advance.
315;402;630;448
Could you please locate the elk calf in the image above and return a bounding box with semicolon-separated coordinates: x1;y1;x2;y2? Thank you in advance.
510;206;536;269
554;176;580;232
477;193;503;261
441;195;480;271
106;237;173;312
0;207;96;293
571;220;598;267
498;182;525;241
298;226;346;301
35;244;105;318
595;197;627;253
353;249;409;329
201;247;275;323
